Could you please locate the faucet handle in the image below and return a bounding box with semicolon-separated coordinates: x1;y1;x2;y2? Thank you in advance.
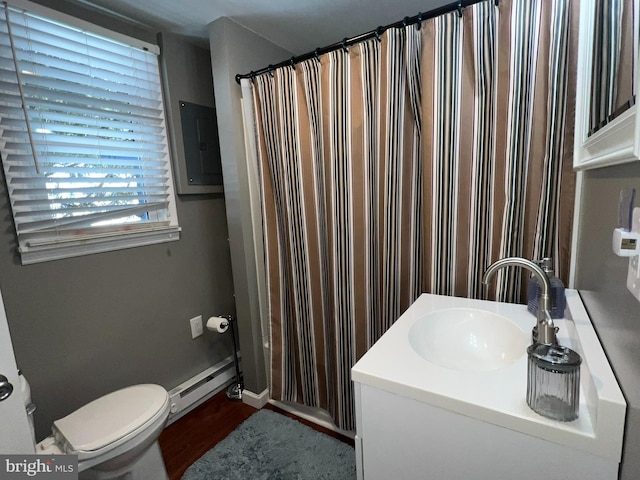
533;257;554;275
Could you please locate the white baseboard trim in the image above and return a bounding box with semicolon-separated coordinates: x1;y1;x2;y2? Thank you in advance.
242;388;269;409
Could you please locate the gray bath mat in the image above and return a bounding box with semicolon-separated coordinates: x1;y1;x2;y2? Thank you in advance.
181;409;356;480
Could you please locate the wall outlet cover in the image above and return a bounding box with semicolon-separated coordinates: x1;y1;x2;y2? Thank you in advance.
627;208;640;303
190;315;204;339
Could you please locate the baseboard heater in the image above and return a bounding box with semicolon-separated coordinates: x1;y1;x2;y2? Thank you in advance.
167;353;240;425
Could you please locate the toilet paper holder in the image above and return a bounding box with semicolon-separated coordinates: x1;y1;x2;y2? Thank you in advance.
207;314;243;401
206;315;230;333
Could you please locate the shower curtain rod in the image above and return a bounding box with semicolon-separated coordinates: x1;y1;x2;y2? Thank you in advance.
235;0;498;84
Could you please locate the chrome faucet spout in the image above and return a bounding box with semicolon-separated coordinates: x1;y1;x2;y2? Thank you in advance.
482;257;557;345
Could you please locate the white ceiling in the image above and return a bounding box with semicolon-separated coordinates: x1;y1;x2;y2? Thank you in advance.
71;0;452;55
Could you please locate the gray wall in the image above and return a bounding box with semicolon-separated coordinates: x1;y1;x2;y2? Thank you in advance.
573;162;640;480
0;2;235;441
208;18;293;395
159;31;224;195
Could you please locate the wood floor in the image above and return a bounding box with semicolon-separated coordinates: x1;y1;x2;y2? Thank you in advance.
158;389;353;480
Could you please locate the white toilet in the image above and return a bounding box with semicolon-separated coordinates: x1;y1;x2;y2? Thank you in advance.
21;376;171;480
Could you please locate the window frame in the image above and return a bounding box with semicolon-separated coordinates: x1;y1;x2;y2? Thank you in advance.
0;0;181;265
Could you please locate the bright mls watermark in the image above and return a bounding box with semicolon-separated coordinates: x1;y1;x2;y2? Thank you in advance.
0;455;77;479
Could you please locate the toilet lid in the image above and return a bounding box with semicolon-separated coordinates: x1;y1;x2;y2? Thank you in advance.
53;384;168;453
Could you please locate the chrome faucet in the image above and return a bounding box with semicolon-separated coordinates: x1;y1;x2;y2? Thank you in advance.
482;257;557;345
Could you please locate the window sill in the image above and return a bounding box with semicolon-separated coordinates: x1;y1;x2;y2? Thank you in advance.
18;227;182;265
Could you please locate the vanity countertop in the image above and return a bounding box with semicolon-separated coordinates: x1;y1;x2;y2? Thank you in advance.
351;290;626;462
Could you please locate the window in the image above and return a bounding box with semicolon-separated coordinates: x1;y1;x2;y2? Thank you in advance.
0;0;180;264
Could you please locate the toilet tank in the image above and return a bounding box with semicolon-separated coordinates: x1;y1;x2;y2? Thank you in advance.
19;372;36;444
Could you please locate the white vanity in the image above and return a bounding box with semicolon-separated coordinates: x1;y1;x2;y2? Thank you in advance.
351;291;626;480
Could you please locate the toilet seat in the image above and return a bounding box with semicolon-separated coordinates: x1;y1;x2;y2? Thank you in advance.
52;384;169;461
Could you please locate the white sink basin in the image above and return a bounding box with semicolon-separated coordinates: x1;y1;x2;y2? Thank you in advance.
408;307;528;371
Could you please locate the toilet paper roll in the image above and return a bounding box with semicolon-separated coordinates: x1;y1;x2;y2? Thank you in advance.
206;316;229;334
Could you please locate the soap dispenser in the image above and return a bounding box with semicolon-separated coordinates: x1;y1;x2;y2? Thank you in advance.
527;257;566;318
527;343;581;421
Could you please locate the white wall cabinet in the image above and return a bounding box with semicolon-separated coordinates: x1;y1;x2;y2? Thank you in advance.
574;0;640;169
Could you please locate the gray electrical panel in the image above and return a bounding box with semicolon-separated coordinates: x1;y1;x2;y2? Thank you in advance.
179;101;223;187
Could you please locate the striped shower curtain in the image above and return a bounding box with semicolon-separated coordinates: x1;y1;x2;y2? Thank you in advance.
249;0;577;430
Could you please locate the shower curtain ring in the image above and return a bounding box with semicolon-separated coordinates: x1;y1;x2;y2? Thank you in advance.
402;16;409;28
341;38;349;53
290;57;296;70
375;26;383;42
268;65;274;77
457;1;464;17
314;48;321;63
416;12;423;30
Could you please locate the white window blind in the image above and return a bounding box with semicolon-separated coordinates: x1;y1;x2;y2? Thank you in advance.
0;2;180;264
